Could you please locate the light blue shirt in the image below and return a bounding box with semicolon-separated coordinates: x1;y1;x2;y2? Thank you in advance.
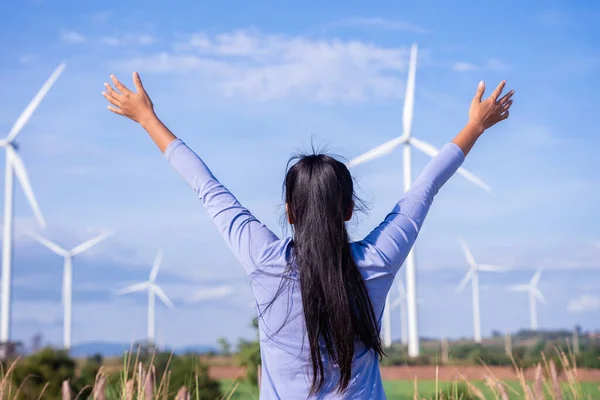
165;139;465;399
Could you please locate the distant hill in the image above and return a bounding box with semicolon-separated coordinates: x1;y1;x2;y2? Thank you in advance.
70;342;217;358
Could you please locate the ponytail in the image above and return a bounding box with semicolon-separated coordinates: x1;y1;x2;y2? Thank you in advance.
284;153;383;394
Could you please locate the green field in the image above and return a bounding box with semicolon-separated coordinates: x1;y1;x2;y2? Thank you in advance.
220;379;600;399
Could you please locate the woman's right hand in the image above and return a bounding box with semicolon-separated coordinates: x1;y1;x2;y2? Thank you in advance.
468;80;514;135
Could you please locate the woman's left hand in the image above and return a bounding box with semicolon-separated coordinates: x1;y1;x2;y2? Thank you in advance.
103;72;155;124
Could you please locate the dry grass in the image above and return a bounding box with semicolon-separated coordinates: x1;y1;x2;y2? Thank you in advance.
0;346;597;399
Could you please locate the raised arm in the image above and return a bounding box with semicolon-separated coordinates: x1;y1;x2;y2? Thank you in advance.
102;73;279;274
359;81;514;272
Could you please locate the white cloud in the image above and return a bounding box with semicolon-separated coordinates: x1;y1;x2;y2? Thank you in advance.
452;59;510;72
186;285;235;304
568;295;600;313
60;30;87;44
330;17;429;33
452;62;478;72
100;33;154;46
14;300;62;324
19;54;37;65
114;30;409;103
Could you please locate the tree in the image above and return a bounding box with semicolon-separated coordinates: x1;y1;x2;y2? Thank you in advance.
30;332;43;354
236;318;261;386
12;347;77;399
217;337;231;356
0;340;24;360
168;355;222;399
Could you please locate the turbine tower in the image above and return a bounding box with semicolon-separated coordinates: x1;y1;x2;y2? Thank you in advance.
27;231;112;350
390;278;409;346
455;238;505;343
117;250;173;346
347;44;490;357
0;63;66;348
508;269;545;330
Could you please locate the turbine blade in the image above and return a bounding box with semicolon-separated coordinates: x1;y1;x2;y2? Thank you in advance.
478;264;507;272
9;147;45;227
116;282;150;295
153;285;174;308
149;249;164;281
6;63;66;142
70;231;113;256
455;168;491;193
26;230;67;256
507;284;530;292
455;269;473;293
346;137;404;168
409;137;491;192
402;43;417;139
408;136;440;159
531;269;543;285
534;288;546;304
457;238;477;267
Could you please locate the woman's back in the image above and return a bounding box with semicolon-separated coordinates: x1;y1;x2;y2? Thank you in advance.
250;239;386;399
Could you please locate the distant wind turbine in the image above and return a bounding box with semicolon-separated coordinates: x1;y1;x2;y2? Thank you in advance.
0;63;66;347
117;250;173;346
456;238;505;343
508;269;545;330
27;231;112;350
389;278;409;346
347;44;490;357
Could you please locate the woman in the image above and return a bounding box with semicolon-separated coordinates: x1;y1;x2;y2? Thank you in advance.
103;74;513;399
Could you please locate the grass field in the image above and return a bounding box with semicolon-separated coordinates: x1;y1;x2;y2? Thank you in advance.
220;379;600;399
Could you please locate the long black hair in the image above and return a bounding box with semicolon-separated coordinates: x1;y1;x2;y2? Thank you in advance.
284;152;384;395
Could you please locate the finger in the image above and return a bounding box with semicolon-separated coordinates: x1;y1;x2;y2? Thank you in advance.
107;105;124;116
104;82;121;98
500;100;512;113
498;89;514;105
489;80;506;101
102;91;121;106
499;110;510;121
472;81;485;103
110;74;132;94
132;72;146;94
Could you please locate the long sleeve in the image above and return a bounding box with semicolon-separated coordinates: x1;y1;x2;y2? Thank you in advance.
164;139;280;274
356;142;465;274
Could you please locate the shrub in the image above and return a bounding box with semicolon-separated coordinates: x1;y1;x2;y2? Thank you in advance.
12;347;78;400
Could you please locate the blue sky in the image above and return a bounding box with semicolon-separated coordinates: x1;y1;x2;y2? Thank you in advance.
0;0;599;349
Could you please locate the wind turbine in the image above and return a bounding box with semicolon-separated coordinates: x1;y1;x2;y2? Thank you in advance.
27;230;112;350
117;250;173;346
508;269;545;330
0;63;66;347
389;278;409;346
347;43;490;357
455;238;505;343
